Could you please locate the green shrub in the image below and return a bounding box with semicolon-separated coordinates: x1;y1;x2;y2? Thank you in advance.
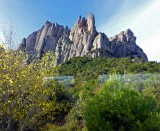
83;80;160;131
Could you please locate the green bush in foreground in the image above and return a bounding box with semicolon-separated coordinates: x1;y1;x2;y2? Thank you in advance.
83;80;160;131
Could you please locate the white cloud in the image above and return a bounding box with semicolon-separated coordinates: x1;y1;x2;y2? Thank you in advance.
141;33;160;61
132;1;160;62
0;32;5;44
98;0;160;62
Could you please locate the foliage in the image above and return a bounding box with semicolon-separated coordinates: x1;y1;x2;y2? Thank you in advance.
1;46;160;131
40;51;58;75
58;57;160;80
0;48;70;130
143;74;160;101
83;79;160;131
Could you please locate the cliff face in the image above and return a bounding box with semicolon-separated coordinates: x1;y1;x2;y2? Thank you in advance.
19;13;148;64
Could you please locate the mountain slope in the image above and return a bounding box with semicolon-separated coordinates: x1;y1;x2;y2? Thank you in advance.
58;57;160;80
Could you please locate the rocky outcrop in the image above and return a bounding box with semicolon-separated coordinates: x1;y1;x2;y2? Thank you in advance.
19;13;148;64
108;29;148;61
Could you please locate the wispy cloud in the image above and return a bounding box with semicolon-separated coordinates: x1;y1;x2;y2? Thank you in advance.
98;0;160;61
0;32;5;44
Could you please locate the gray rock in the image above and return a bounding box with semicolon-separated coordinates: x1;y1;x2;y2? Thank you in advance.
18;14;148;64
108;29;147;61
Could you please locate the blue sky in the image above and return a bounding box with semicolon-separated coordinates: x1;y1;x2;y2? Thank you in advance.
0;0;160;61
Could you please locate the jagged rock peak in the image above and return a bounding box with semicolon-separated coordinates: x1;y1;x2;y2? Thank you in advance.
68;14;98;58
45;20;50;24
87;13;96;33
76;13;96;33
109;28;136;43
19;13;148;64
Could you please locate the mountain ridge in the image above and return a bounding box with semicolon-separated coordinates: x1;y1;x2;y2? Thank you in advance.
19;13;148;64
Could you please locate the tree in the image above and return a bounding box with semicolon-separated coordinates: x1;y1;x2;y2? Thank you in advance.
0;48;69;130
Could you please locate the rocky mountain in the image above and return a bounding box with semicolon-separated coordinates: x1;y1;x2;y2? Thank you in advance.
19;13;148;64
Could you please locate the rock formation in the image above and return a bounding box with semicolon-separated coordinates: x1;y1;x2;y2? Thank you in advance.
19;13;148;64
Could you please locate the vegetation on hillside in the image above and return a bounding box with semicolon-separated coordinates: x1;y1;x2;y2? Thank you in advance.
0;46;160;130
58;57;160;80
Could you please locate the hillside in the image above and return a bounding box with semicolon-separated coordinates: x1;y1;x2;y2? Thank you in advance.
58;57;160;80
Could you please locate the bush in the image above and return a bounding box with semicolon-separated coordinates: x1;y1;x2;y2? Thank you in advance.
83;80;160;130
